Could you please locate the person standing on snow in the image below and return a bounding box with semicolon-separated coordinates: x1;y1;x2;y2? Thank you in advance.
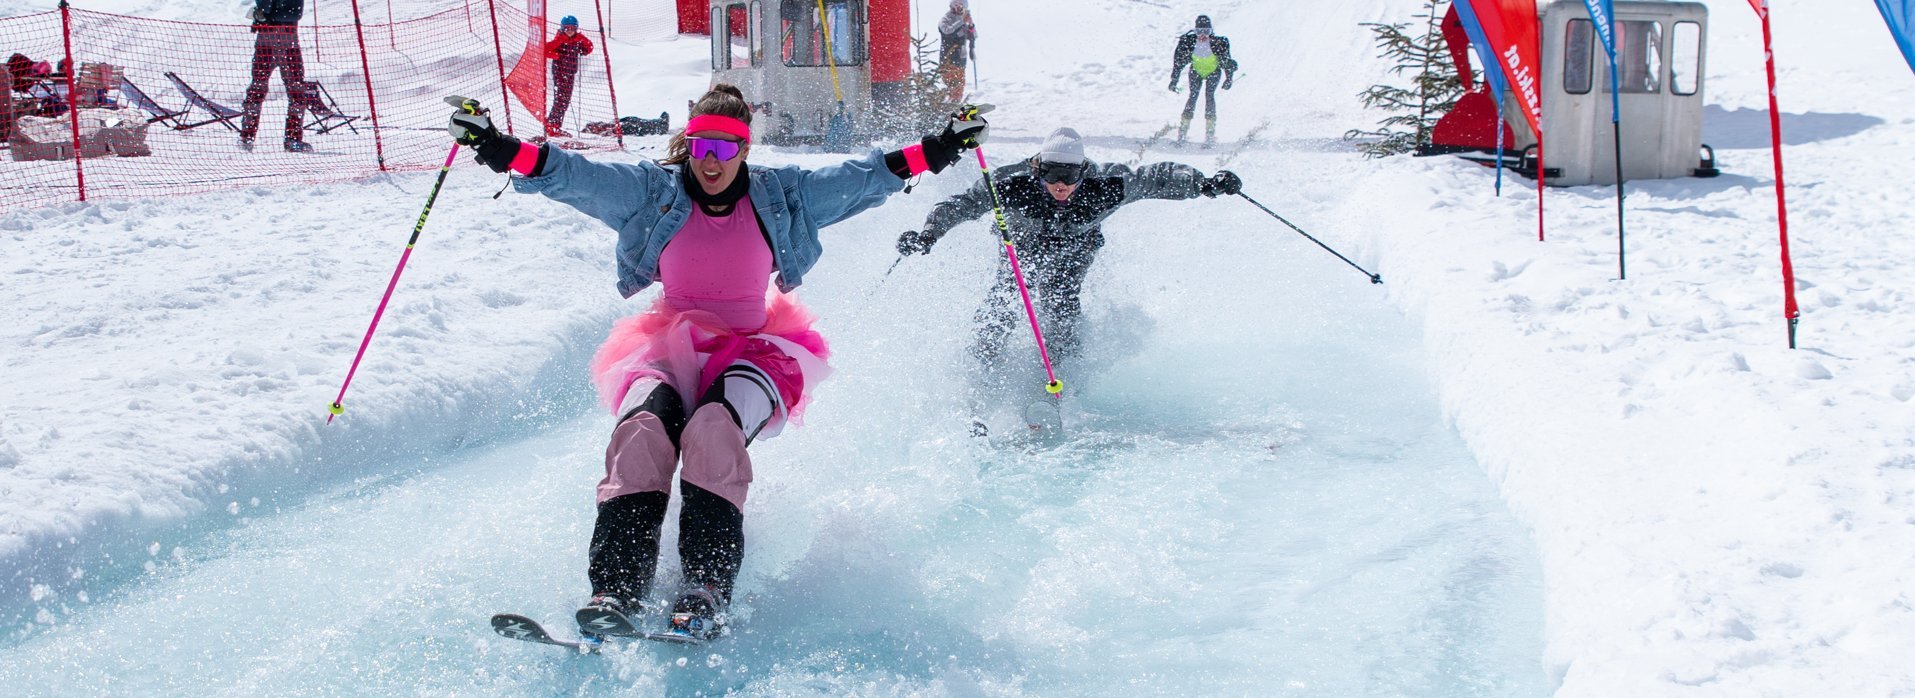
240;0;314;152
545;15;594;138
895;127;1241;386
937;0;977;104
448;86;988;641
1168;15;1237;147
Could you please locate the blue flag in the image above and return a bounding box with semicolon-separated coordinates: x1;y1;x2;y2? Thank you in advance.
1452;0;1510;111
1453;0;1511;194
1582;0;1621;123
1878;0;1915;74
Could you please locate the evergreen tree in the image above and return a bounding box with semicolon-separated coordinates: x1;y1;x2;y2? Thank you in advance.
1344;0;1465;158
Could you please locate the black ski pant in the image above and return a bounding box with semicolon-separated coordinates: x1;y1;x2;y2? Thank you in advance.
587;381;749;606
1180;70;1220;136
549;63;578;129
972;244;1094;371
240;25;314;142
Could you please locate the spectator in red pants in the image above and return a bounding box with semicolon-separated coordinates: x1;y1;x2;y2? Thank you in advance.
240;0;314;152
545;15;594;138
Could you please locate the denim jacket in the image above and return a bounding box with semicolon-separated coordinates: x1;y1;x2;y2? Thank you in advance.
513;147;907;297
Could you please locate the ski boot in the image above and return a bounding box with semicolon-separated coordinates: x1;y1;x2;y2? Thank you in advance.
575;593;642;637
664;586;726;642
1202;119;1217;149
238;136;255;152
284;138;313;153
1175;117;1192;145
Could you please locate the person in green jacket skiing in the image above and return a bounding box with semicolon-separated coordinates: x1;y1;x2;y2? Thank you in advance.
1168;14;1237;147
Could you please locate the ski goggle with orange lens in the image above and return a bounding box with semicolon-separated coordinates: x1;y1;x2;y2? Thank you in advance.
688;137;744;161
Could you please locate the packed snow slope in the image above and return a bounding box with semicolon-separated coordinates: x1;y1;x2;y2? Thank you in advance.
2;0;1912;695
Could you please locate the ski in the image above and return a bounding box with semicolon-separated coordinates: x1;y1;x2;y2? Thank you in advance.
491;611;713;651
575;605;643;637
640;628;707;645
1023;398;1065;440
490;613;603;653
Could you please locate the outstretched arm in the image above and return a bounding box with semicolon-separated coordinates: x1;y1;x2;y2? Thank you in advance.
796;110;993;229
450;99;672;230
922;176;998;242
1120;161;1207;203
518;148;678;231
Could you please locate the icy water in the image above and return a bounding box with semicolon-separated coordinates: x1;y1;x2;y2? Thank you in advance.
0;162;1549;696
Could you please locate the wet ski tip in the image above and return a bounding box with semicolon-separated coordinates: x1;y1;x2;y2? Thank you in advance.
1023;399;1064;436
491;613;601;653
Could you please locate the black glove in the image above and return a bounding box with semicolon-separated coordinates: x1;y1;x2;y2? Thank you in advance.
917;104;992;174
445;96;524;174
1199;170;1242;198
896;230;939;256
1222;76;1234;90
1168;80;1181;93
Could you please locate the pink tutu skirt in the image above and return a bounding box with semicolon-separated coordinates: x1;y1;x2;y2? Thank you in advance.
589;292;832;434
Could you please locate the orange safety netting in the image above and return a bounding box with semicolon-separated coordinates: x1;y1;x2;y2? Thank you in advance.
0;2;625;211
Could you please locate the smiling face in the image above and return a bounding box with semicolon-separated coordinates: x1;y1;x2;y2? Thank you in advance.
1044;181;1079;201
688;130;750;195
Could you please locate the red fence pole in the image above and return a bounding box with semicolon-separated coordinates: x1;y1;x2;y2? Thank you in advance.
1756;1;1800;348
57;1;87;202
593;0;624;149
485;0;516;135
348;0;389;171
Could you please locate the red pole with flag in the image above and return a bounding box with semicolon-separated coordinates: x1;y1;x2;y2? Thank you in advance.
504;0;550;134
1751;0;1800;348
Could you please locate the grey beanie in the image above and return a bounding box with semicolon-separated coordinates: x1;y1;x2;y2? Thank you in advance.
1036;127;1086;164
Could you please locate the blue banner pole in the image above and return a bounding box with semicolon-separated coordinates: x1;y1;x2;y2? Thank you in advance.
1584;0;1625;279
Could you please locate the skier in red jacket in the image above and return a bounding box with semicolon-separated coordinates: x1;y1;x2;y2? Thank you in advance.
545;15;595;137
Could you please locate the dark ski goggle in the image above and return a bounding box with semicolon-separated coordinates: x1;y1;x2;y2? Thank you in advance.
688;137;744;162
1034;160;1087;185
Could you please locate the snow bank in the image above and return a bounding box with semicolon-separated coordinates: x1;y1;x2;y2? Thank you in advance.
1319;2;1915;694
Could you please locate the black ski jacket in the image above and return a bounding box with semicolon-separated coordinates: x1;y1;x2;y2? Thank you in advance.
1169;31;1237;82
253;0;304;26
920;159;1207;262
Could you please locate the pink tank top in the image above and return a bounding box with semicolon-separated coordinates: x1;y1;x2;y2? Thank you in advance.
659;197;774;332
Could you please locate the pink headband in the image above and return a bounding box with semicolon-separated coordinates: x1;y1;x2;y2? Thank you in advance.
685;114;752;143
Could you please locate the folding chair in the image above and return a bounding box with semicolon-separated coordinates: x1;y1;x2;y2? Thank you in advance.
119;76;189;129
163;71;243;131
300;81;361;135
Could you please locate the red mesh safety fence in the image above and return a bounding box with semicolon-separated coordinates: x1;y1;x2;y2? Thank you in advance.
0;2;625;212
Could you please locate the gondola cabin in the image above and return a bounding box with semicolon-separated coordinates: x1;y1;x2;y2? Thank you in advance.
696;0;912;145
1437;1;1715;185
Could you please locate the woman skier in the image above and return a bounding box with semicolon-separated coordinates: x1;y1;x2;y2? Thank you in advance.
448;85;989;641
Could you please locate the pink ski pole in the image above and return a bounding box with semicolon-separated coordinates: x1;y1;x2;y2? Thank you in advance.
970;126;1063;399
327;144;462;423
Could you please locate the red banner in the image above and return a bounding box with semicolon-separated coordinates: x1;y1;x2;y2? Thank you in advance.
1473;0;1543;136
505;0;548;127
